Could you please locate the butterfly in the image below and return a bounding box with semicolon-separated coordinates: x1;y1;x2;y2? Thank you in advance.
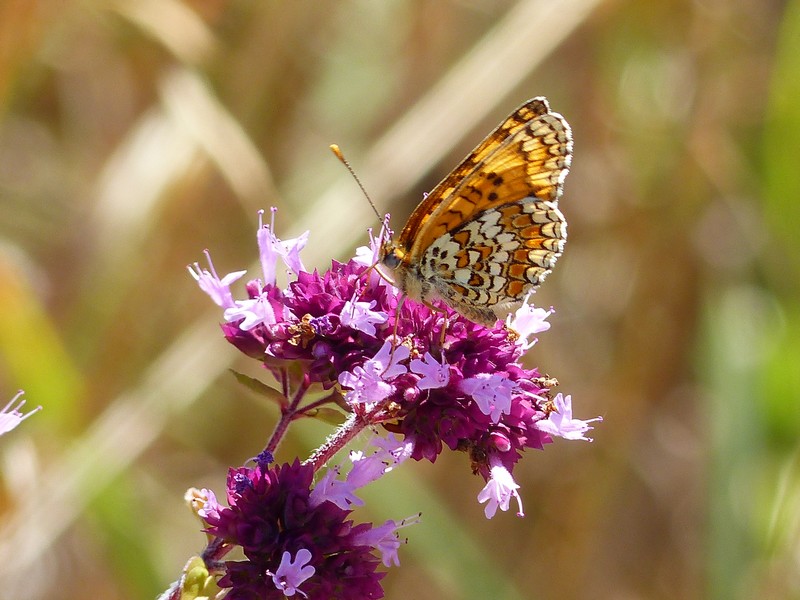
379;97;573;326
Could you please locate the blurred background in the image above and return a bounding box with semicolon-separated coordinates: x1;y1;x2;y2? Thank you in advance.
1;1;798;598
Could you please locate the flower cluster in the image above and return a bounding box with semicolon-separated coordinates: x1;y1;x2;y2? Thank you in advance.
204;459;391;600
186;436;415;600
182;209;600;598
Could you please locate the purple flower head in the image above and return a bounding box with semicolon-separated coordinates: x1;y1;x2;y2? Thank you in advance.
255;449;275;468
209;460;388;599
0;391;41;436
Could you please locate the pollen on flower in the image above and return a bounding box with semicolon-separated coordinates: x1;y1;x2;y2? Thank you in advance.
288;314;316;347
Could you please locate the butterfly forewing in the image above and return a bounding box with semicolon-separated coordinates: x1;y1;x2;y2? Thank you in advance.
399;97;572;260
383;96;573;326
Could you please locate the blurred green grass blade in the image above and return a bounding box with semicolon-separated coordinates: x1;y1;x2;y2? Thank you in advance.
703;288;764;600
761;307;800;446
704;286;800;598
91;474;163;599
757;2;800;597
360;467;527;600
763;0;800;267
0;253;83;432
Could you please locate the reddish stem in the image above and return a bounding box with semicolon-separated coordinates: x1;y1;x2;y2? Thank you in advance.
303;403;384;472
265;374;310;454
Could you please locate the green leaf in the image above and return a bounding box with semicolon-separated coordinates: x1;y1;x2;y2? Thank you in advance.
229;370;287;408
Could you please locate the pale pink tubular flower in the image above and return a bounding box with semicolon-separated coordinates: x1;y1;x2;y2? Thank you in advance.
477;456;524;519
223;292;281;330
409;352;450;390
340;297;388;336
187;250;246;310
309;435;414;510
196;488;221;521
460;373;516;423
257;207;309;286
352;223;383;269
353;215;399;293
369;434;415;470
506;294;553;350
308;466;362;510
535;393;602;442
338;340;410;407
184;487;221;521
352;515;421;568
347;434;414;488
0;391;41;436
269;549;315;598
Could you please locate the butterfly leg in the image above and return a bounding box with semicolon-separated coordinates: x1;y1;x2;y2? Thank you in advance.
392;294;407;339
382;294;407;372
420;299;450;350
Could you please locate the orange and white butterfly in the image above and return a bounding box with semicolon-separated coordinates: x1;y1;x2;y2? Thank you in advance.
379;97;572;326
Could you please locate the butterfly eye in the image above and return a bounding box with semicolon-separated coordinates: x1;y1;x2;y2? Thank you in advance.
381;244;402;269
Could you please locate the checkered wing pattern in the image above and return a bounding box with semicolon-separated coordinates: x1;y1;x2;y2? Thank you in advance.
382;97;573;325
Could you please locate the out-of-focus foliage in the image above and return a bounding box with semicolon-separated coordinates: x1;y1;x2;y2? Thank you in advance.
0;1;798;599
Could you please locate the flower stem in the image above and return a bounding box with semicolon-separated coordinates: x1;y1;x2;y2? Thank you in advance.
303;409;373;472
265;374;310;454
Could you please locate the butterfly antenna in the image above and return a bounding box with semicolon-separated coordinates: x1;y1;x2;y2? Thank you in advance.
330;144;383;224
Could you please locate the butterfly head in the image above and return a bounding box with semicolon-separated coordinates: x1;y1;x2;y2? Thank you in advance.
375;213;403;269
380;240;404;270
376;225;416;297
